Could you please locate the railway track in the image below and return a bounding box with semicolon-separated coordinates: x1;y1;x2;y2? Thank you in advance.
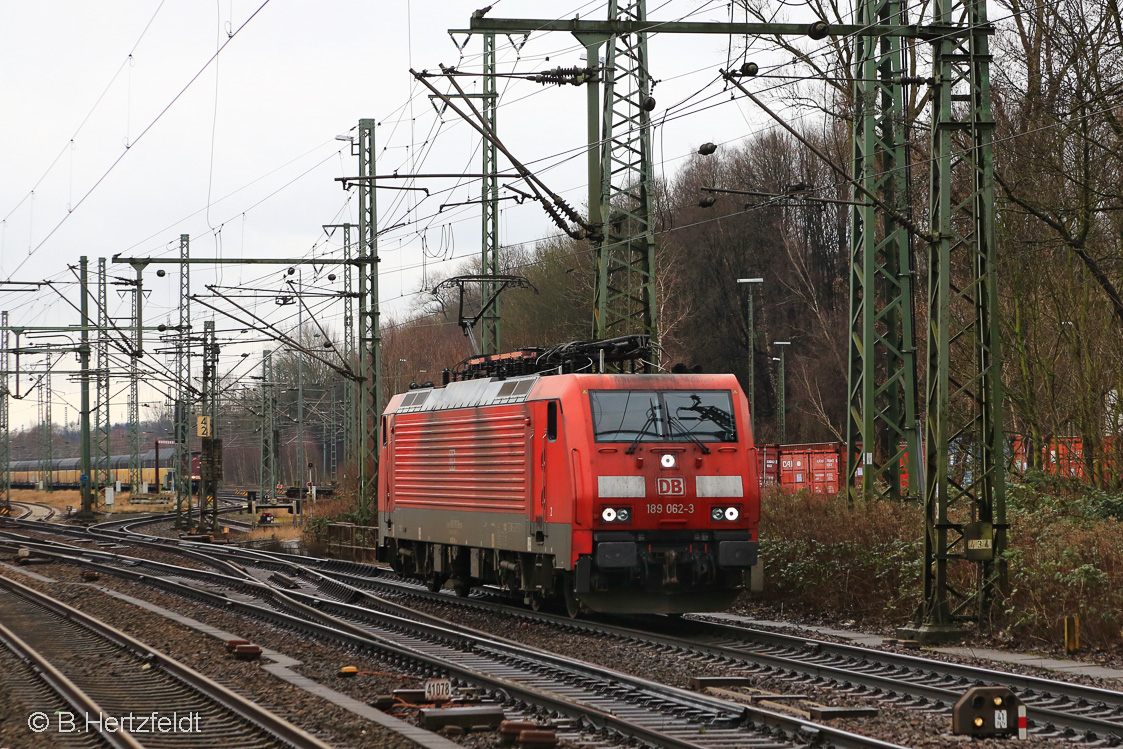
8;500;58;521
0;529;905;749
76;527;1123;747
0;573;332;749
17;514;1123;745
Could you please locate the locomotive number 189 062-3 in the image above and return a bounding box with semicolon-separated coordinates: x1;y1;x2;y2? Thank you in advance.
647;503;694;515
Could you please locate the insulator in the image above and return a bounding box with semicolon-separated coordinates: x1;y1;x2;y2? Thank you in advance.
156;269;166;277
740;62;759;77
698;196;717;208
642;95;657;112
807;21;830;39
698;142;717;156
328;273;336;281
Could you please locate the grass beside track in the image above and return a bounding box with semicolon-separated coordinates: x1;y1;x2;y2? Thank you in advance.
8;487;173;514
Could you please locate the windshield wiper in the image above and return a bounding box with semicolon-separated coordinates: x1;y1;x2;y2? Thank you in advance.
668;416;711;454
626;406;661;454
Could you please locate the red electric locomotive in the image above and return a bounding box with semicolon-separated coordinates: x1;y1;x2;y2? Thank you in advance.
378;343;759;615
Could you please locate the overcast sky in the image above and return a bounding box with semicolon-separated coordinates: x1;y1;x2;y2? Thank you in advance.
1;0;830;431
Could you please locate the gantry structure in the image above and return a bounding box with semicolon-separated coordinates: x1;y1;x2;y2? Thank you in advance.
461;0;1003;637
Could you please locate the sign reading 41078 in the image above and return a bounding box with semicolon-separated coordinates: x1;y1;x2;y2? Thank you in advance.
197;415;212;437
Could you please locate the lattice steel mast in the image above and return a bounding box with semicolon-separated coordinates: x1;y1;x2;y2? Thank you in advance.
95;258;111;498
128;272;142;492
845;0;922;502
591;0;658;364
481;32;502;355
0;311;9;511
174;234;192;528
323;222;357;482
356;118;381;522
199;319;220;533
258;349;276;502
904;0;1006;639
38;356;52;491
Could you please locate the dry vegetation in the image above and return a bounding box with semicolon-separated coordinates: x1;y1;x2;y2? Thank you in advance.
8;488;172;514
759;479;1123;651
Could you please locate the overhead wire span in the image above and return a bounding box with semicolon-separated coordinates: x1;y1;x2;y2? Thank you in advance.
4;0;274;283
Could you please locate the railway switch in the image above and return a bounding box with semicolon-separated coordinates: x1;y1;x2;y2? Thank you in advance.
952;686;1026;738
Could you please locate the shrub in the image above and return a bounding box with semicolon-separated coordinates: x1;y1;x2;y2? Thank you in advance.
758;483;1123;650
758;489;922;622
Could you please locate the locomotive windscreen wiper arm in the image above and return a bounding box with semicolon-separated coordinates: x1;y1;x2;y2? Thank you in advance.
625;407;661;455
668;417;712;454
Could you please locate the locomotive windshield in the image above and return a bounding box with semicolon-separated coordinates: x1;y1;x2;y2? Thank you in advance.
590;390;738;443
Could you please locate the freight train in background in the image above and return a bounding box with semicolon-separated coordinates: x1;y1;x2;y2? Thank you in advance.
376;336;761;617
7;448;200;491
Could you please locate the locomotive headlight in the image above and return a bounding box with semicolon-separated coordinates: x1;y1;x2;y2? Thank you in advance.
711;507;724;521
660;454;677;469
600;506;631;523
724;506;740;521
711;506;741;522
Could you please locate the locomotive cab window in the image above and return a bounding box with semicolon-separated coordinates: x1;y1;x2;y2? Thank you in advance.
590;390;737;443
547;401;558;441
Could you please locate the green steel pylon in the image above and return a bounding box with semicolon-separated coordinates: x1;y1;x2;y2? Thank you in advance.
0;311;9;511
845;0;922;503
174;234;192;528
357;118;381;523
591;0;658;365
481;32;502;355
906;0;1006;638
259;350;276;503
94;258;111;499
37;356;53;491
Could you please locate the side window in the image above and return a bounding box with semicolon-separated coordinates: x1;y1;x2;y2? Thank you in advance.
547;401;558;441
382;417;388;446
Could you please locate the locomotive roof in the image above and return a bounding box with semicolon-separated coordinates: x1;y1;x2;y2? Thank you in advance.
386;372;741;415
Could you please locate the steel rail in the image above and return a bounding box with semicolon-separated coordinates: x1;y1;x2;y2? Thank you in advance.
19;510;1123;743
0;618;144;749
36;516;1123;743
0;535;906;749
158;534;1123;747
336;573;1123;744
0;573;334;749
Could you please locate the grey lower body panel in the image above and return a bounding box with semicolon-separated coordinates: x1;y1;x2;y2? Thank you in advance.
384;506;572;567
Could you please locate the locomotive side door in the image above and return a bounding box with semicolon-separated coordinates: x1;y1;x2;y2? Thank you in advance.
537;400;570;525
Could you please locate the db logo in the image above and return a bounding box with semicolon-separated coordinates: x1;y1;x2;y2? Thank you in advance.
657;478;685;496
